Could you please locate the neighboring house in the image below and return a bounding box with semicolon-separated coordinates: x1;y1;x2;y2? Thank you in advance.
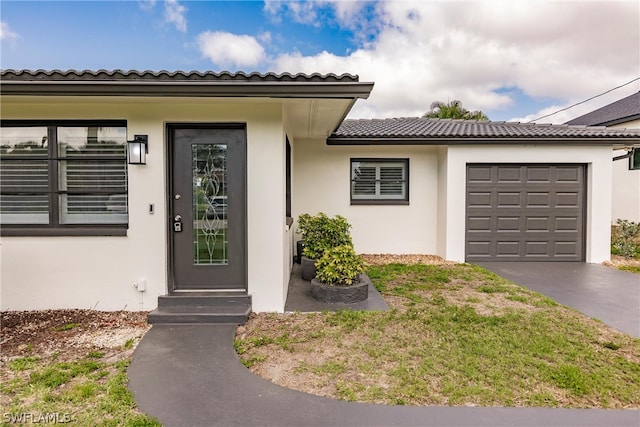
566;91;640;222
1;70;639;314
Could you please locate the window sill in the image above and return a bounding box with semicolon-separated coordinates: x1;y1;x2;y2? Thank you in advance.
1;227;128;237
350;200;410;206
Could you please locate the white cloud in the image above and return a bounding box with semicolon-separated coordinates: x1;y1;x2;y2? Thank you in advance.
264;0;319;25
164;0;187;32
139;0;156;11
268;0;640;122
198;31;266;69
258;31;272;44
0;21;19;44
511;82;640;124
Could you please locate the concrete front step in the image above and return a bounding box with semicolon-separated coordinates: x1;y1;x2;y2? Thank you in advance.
158;293;251;307
149;293;251;325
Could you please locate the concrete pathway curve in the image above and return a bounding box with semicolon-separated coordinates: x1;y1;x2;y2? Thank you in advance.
479;262;640;337
128;324;639;427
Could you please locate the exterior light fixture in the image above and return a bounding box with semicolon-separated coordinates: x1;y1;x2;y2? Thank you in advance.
128;135;148;165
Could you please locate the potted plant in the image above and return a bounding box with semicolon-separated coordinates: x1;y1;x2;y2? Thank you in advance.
297;213;353;280
310;244;370;303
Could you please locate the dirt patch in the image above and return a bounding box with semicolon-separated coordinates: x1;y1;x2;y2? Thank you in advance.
361;254;455;266
603;255;640;271
0;310;150;364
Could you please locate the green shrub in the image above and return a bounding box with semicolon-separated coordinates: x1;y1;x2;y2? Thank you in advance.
315;245;364;286
612;219;640;259
297;213;353;259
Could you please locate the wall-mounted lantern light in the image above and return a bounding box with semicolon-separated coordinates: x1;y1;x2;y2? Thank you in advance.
128;135;148;165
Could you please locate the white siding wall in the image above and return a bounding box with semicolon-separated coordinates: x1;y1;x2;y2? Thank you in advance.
1;97;288;312
293;139;440;254
611;119;640;222
445;145;613;263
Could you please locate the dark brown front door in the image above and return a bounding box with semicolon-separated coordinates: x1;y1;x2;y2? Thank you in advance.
169;125;247;290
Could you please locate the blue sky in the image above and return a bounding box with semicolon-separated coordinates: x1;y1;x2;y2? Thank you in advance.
1;1;639;122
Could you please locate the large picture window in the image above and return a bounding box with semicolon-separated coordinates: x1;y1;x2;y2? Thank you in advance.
351;158;409;204
1;121;128;235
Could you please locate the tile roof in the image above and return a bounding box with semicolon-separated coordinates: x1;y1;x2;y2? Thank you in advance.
0;69;373;99
0;69;360;83
328;117;640;143
565;91;640;126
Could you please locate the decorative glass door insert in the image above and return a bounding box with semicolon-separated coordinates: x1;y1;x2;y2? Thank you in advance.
192;144;228;265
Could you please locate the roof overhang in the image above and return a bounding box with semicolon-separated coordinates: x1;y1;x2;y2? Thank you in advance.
595;114;640;127
0;80;374;99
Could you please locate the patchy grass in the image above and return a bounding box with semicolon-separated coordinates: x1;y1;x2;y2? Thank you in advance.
1;356;160;426
54;323;81;332
619;265;640;274
1;310;157;426
236;263;640;408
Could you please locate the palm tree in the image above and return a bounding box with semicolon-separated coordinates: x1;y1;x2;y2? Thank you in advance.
423;100;489;120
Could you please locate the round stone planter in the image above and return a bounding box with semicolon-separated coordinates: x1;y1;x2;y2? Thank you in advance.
310;273;370;304
300;256;317;281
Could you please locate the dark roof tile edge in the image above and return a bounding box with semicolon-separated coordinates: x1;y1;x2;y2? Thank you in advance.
329;117;640;139
0;69;361;82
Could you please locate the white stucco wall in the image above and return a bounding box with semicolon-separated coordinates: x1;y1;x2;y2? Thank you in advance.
445;145;613;263
436;147;448;258
610;119;640;222
293;139;440;254
1;97;289;312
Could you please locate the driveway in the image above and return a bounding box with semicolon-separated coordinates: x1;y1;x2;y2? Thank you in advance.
478;262;640;337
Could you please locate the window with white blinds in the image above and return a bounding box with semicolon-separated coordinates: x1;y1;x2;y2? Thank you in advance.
351;159;409;204
1;122;128;233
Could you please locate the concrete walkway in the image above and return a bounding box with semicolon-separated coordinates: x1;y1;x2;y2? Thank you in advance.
478;262;640;337
128;324;639;427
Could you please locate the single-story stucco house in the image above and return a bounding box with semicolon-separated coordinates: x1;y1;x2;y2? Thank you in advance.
1;69;639;316
565;91;640;222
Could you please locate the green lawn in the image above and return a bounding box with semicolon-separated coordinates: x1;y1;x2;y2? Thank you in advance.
235;263;640;408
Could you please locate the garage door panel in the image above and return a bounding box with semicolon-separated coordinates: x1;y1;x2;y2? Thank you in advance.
525;241;550;256
466;164;584;262
526;166;552;182
497;192;521;207
497;167;522;182
556;217;578;231
556;192;579;207
526;217;550;231
467;166;493;182
468;192;492;207
468;217;491;231
555;241;578;256
527;192;553;207
468;241;492;256
556;167;581;182
496;241;520;256
496;216;520;231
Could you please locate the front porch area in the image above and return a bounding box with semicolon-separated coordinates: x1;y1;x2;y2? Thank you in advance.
284;263;389;312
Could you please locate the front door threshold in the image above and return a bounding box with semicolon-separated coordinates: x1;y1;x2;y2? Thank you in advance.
148;293;251;325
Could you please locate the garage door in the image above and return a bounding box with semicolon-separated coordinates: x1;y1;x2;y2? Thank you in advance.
466;164;585;261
